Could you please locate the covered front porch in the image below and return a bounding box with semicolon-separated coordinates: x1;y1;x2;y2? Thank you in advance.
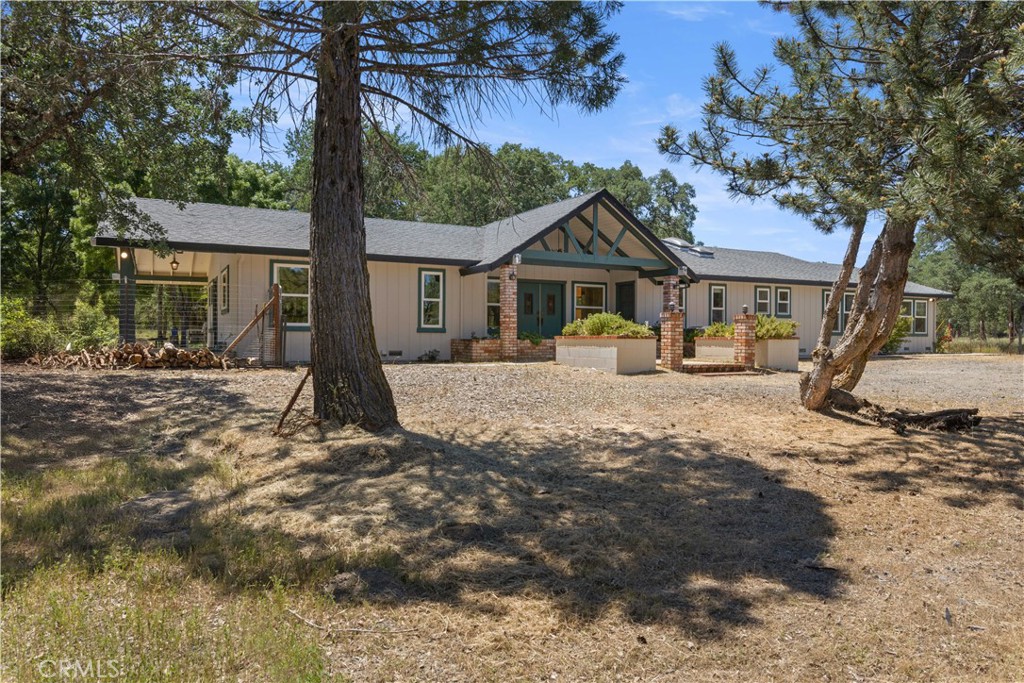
453;191;694;364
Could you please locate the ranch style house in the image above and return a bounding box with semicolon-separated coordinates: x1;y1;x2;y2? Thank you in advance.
94;190;951;364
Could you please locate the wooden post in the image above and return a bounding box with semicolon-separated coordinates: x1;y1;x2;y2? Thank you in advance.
272;283;282;366
222;296;277;357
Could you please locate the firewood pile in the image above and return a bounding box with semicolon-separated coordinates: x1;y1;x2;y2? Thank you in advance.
27;343;246;370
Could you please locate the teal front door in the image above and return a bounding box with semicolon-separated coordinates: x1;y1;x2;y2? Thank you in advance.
518;281;564;338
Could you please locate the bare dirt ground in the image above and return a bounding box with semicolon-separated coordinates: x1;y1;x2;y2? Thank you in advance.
2;354;1022;682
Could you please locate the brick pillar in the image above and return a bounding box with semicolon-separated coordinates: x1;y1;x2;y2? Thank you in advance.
499;263;518;361
662;274;679;312
660;310;684;372
734;310;756;369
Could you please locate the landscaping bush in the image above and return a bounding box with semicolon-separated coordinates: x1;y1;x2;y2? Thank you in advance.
561;312;655;338
518;330;544;345
0;297;60;359
701;321;734;338
880;316;911;354
755;314;798;340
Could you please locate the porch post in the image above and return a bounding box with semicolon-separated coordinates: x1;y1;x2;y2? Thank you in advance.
499;263;518;361
660;274;683;371
118;250;136;343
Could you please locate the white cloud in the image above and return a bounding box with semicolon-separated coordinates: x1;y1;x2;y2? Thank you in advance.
659;2;732;23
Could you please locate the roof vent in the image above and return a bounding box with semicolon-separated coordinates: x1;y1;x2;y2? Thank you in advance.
685;246;715;258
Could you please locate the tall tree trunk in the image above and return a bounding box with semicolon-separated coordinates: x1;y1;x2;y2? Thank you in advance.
309;2;398;430
799;213;866;409
800;216;917;410
979;318;986;341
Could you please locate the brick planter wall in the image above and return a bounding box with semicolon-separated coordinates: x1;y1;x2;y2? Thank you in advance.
451;338;554;363
518;339;555;361
451;339;500;363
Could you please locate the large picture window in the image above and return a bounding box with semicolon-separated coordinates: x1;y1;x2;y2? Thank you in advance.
709;284;726;324
901;299;928;335
486;278;500;334
755;287;771;316
272;262;309;328
419;269;445;332
573;282;605;320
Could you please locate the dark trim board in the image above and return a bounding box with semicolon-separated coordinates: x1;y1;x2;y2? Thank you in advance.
93;237;476;268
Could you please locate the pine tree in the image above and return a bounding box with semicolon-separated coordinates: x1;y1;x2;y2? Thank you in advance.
658;1;1023;409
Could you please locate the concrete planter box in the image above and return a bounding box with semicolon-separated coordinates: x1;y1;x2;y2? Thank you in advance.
694;337;734;361
755;337;799;371
555;336;656;375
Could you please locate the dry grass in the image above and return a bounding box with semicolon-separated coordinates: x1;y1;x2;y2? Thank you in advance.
2;356;1022;681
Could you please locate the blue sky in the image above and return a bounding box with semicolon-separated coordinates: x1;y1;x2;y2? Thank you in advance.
230;2;880;266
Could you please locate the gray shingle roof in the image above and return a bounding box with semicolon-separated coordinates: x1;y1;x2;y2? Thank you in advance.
98;192;685;273
96;197;949;297
667;244;952;298
97;198;485;264
474;191;603;268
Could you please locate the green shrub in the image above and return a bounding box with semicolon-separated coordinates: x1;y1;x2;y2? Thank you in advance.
880;316;911;354
0;297;60;359
560;312;655;338
701;321;735;338
755;314;798;340
518;330;544;345
65;283;119;351
684;327;702;343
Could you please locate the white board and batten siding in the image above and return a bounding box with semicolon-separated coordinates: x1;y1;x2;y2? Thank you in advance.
684;280;938;357
230;255;468;364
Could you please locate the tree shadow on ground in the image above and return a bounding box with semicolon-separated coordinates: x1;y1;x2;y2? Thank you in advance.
2;369;844;639
778;412;1023;510
221;422;843;638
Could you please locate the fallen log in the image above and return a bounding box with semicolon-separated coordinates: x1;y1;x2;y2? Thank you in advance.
826;388;980;434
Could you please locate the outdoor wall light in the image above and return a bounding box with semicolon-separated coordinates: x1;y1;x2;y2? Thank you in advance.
119;249;129;259
742;304;749;314
509;272;517;281
512;253;522;265
170;255;179;271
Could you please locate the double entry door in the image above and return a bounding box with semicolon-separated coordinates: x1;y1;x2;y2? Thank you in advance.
517;281;564;339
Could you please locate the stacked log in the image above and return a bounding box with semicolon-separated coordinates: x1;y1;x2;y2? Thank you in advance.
26;343;248;370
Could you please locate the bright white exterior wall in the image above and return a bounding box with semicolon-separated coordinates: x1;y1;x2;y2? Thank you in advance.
683;280;938;357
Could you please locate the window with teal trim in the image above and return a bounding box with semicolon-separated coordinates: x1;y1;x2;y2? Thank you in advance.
901;299;928;335
710;285;726;324
486;279;500;334
823;289;855;333
419;269;445;331
273;263;309;326
219;266;230;314
755;287;771;315
775;287;791;317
